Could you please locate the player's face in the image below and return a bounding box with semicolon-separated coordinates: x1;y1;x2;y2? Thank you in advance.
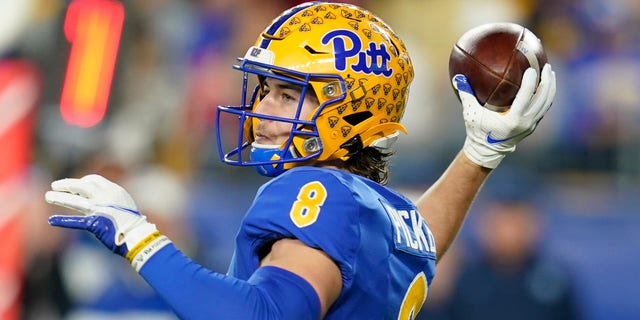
253;77;318;146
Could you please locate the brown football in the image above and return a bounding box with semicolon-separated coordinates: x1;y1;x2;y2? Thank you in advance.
448;22;547;112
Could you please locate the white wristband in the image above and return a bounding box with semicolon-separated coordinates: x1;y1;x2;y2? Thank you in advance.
128;233;172;272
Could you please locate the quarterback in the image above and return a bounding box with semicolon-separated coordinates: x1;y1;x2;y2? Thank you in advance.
45;2;555;319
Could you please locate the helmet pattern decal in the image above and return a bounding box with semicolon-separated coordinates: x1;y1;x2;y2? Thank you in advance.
340;9;353;19
328;116;339;128
300;23;312;32
386;105;394;116
351;100;361;112
371;84;381;95
377;98;386;110
314;5;327;13
394;73;403;85
365;97;375;110
289;17;301;26
340;126;352;137
363;29;372;39
392;89;400;100
383;84;391;95
345;76;355;90
279;27;291;38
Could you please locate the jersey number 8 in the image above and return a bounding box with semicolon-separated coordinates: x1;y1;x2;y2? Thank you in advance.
398;272;428;320
290;181;327;228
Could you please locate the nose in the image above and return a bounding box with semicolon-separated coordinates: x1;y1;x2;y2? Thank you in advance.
253;93;276;118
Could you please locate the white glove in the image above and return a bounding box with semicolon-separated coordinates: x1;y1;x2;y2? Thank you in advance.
453;63;556;168
46;174;170;271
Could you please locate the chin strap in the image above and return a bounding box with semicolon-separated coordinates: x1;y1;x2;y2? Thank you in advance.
250;143;295;177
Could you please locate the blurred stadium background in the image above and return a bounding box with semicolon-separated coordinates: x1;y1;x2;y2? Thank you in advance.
1;0;638;319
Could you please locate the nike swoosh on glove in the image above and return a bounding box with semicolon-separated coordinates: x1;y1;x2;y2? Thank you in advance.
453;63;556;168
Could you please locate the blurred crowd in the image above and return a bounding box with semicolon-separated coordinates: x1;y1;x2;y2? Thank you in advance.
1;0;639;319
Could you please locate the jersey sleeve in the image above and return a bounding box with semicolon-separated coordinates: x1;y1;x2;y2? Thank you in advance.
238;168;361;288
139;244;321;320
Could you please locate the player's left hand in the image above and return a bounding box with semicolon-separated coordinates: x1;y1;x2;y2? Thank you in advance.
453;63;556;168
45;174;158;259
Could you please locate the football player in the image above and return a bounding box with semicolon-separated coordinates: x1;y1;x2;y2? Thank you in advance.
45;2;555;319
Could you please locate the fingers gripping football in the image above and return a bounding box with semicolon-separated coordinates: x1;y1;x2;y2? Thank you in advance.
453;63;556;168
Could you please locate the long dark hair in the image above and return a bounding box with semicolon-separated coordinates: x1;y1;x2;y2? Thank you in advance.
325;147;393;185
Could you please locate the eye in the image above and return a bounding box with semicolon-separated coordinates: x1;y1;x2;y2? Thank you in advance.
282;92;295;103
259;83;270;99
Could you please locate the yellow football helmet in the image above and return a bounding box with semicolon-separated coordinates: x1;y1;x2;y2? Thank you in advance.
216;1;414;176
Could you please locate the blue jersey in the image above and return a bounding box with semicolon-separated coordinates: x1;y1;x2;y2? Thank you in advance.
229;166;437;319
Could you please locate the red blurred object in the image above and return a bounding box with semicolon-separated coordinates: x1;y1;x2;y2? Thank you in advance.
0;59;41;320
60;0;124;127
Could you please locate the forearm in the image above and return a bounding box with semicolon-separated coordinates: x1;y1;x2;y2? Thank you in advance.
416;151;491;261
44;174;322;319
138;243;321;320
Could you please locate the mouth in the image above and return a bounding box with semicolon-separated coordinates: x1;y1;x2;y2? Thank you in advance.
254;131;277;145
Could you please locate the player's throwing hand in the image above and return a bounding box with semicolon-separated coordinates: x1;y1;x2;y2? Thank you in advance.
453;63;556;168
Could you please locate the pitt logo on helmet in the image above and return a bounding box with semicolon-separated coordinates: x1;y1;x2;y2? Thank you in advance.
321;29;393;77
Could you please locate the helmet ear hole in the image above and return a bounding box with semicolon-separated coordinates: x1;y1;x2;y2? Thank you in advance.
340;135;364;157
343;111;373;126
